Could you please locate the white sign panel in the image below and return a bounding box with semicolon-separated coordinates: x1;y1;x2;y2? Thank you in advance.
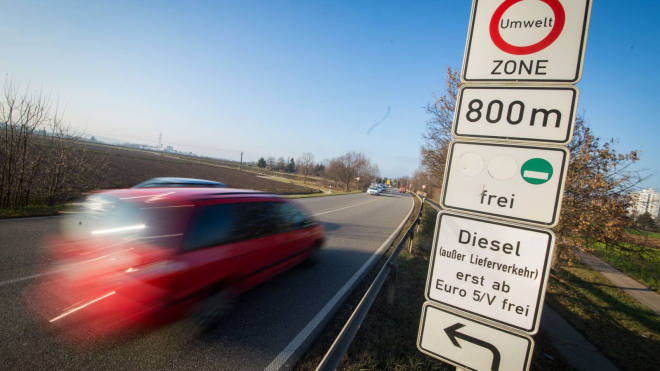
418;303;534;371
453;85;578;144
441;141;569;227
425;212;554;334
462;0;592;83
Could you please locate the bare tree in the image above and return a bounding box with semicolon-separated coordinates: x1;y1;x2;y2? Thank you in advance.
297;152;314;183
327;151;370;191
266;156;276;170
420;67;460;194
276;157;285;171
319;158;329;186
555;116;644;261
0;79;53;207
0;78;108;208
357;161;380;189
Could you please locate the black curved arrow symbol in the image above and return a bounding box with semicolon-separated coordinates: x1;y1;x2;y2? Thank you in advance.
444;323;501;371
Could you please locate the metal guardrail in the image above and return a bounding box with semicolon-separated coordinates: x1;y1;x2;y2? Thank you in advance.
315;194;426;371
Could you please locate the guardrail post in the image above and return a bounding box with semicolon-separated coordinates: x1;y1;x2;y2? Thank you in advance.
387;262;398;306
408;229;414;253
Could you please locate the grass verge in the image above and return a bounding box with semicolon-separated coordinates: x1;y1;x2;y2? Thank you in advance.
545;261;660;370
0;205;66;219
295;202;572;371
590;242;660;293
626;228;660;240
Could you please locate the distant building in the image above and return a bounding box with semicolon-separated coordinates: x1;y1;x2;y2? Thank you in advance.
166;145;173;152
630;188;660;218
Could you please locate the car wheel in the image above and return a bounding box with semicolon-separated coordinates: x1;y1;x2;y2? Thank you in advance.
305;243;322;266
191;289;236;334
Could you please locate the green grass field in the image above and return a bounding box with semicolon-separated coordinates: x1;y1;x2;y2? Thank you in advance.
626;228;660;240
590;241;660;293
546;261;660;370
0;205;66;219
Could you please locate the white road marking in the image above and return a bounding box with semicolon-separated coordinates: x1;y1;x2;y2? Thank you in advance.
0;271;57;287
264;194;414;371
311;198;382;217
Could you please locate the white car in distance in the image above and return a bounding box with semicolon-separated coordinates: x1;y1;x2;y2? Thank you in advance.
367;187;381;195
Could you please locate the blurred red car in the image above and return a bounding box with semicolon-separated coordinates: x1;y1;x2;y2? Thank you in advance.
399;187;406;193
27;188;325;343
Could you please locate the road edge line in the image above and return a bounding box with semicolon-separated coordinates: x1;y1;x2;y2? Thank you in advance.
264;194;415;371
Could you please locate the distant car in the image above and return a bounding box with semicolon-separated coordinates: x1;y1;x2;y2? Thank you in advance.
133;177;227;188
399;187;406;193
367;187;381;195
378;184;387;192
27;188;325;342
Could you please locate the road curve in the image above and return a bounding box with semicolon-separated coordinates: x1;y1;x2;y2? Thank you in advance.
0;190;413;371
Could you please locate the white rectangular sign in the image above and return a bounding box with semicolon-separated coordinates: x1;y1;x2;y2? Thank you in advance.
441;141;569;227
425;212;554;334
418;303;534;371
453;85;579;144
461;0;592;83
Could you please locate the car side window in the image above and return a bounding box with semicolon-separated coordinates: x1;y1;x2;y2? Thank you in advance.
181;203;242;251
234;201;279;239
274;202;310;232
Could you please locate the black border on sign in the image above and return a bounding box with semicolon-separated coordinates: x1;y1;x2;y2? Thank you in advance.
424;212;554;334
453;86;578;144
441;141;568;227
461;0;592;84
417;303;534;371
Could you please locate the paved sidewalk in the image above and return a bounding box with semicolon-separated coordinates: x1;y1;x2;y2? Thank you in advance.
540;305;620;371
577;251;660;316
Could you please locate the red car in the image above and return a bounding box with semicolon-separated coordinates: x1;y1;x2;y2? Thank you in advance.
399;187;406;193
27;188;325;343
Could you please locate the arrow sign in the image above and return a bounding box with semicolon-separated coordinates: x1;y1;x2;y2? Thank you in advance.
445;323;501;371
418;304;534;371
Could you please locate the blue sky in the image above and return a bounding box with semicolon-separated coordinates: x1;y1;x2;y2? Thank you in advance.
2;0;659;188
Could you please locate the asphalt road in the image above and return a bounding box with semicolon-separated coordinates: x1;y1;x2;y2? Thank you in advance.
0;190;413;371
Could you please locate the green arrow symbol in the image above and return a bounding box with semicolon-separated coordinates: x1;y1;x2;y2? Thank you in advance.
521;158;553;185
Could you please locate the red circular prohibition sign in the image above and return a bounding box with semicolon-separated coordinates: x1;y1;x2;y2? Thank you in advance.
489;0;566;55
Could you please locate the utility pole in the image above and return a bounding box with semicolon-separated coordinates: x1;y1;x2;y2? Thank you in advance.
239;152;243;171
